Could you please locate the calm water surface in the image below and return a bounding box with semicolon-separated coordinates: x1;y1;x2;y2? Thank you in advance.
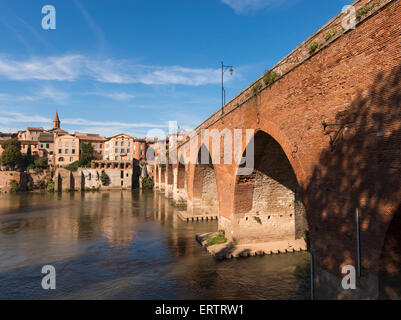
0;191;309;300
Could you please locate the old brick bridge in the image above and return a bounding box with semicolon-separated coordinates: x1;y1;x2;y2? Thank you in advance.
153;0;401;299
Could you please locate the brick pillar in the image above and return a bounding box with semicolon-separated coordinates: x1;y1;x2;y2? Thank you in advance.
173;167;187;205
165;164;173;198
154;165;159;189
158;167;164;191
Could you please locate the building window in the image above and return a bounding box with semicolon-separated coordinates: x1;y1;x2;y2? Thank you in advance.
69;157;73;162
72;149;76;154
121;149;125;154
72;142;76;147
115;142;118;146
127;156;130;161
65;149;69;154
46;144;49;148
58;157;64;162
65;142;69;147
99;144;102;148
140;145;144;150
121;142;124;146
58;142;62;147
115;149;119;154
115;156;119;160
58;149;62;154
40;144;43;148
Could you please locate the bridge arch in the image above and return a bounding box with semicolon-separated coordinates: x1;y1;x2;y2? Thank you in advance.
172;155;188;205
187;144;219;216
231;130;308;245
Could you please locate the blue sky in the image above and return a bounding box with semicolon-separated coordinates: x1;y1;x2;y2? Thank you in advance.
0;0;351;138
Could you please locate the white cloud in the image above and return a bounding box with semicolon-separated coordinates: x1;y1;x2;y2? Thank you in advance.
0;110;50;124
39;86;70;105
0;55;224;86
0;86;70;105
62;117;168;129
0;55;82;81
220;0;280;13
94;92;135;102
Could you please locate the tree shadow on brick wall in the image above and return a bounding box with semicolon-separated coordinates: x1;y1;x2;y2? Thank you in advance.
305;62;401;299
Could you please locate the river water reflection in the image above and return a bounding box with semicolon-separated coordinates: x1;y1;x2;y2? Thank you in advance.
0;190;309;300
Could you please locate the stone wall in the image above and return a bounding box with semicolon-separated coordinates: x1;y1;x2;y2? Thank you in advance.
54;166;140;191
230;132;307;244
0;171;27;192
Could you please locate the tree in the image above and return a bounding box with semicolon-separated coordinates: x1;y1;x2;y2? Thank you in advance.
78;143;94;167
65;161;79;171
141;177;154;190
0;139;22;169
100;171;109;186
34;157;49;170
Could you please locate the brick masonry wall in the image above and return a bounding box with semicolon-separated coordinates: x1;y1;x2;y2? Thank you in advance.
0;171;27;192
178;0;401;283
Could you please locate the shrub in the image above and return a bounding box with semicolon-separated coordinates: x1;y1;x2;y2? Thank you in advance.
27;181;34;191
308;42;319;54
356;2;379;20
36;180;47;190
207;230;227;246
34;167;43;174
263;70;279;86
254;216;262;224
34;157;49;170
324;29;338;41
9;180;20;193
65;161;79;171
46;180;55;192
142;177;154;190
100;171;110;186
252;81;263;96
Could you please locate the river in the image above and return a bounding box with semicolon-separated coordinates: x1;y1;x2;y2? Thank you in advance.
0;190;310;300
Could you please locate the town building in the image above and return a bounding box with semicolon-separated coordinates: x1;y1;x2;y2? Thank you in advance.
55;134;80;166
104;134;147;162
38;132;55;167
74;132;106;160
17;127;44;142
